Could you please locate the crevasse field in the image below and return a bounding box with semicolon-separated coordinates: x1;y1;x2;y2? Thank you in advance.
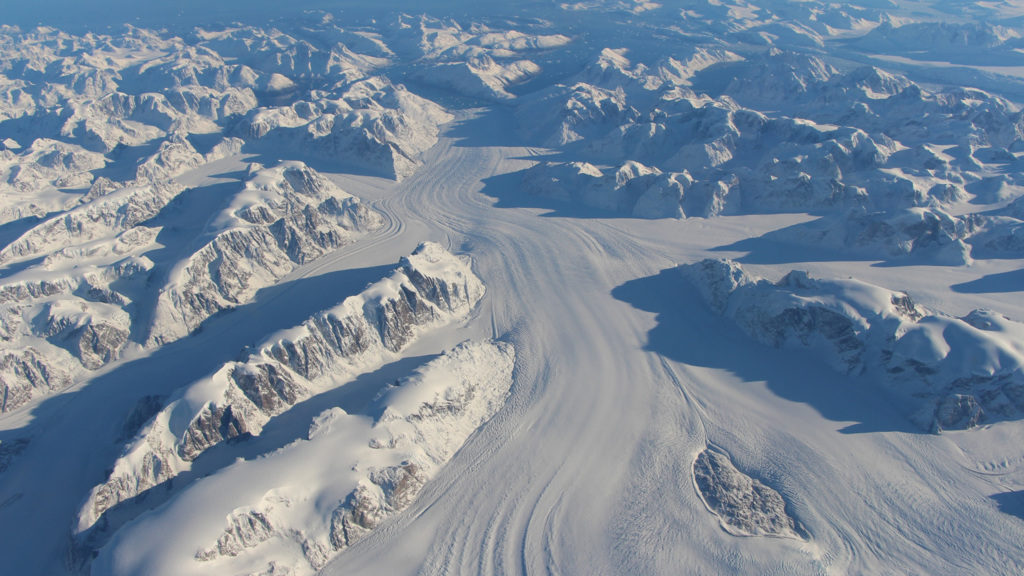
2;1;1024;574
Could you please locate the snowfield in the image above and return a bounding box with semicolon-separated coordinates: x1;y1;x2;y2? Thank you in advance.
92;339;515;576
2;1;1024;576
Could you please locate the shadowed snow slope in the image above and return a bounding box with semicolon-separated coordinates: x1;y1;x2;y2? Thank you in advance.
91;339;514;576
4;4;1024;576
148;161;384;345
681;258;1024;432
78;242;484;538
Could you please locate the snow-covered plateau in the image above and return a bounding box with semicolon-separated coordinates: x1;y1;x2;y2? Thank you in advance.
3;1;1024;575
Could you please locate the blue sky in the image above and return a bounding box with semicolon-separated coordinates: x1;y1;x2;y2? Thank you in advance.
3;0;428;31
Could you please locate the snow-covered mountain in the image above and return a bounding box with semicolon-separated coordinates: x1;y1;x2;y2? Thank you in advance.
3;2;1024;576
389;14;569;101
78;242;486;554
0;158;383;414
231;76;453;180
682;258;1024;431
148;161;384;344
93;339;514;576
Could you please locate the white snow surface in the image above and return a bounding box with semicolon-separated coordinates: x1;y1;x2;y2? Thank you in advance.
148;160;384;344
91;339;514;576
77;241;484;536
2;3;1024;576
681;258;1024;430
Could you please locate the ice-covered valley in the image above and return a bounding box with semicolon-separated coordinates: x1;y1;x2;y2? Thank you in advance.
3;1;1024;575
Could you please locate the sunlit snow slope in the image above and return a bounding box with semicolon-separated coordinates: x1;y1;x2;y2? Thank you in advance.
2;1;1024;576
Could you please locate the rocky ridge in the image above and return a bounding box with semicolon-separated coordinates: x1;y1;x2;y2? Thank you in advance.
190;340;515;575
693;447;800;539
148;161;384;345
681;258;1024;431
0;160;381;413
78;242;485;535
515;41;1023;267
231;76;452;180
387;14;570;101
0;19;460;413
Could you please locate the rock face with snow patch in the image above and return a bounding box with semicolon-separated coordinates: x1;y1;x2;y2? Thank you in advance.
148;161;383;344
0;179;182;265
78;242;485;535
0;438;29;475
512;41;1024;269
762;208;976;265
191;340;515;574
693;448;799;538
0;347;72;412
516;82;639;147
0;159;383;411
0;266;142;412
87;339;513;576
681;259;1024;431
969;195;1024;257
522;160;689;218
388;14;568;101
417;57;541;100
38;300;131;370
233;77;452;180
195;511;276;561
0;20;456;413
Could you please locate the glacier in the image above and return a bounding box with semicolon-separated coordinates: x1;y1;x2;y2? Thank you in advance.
0;2;1024;575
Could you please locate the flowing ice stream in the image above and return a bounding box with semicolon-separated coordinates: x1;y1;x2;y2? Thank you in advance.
318;108;1024;575
4;104;1024;576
